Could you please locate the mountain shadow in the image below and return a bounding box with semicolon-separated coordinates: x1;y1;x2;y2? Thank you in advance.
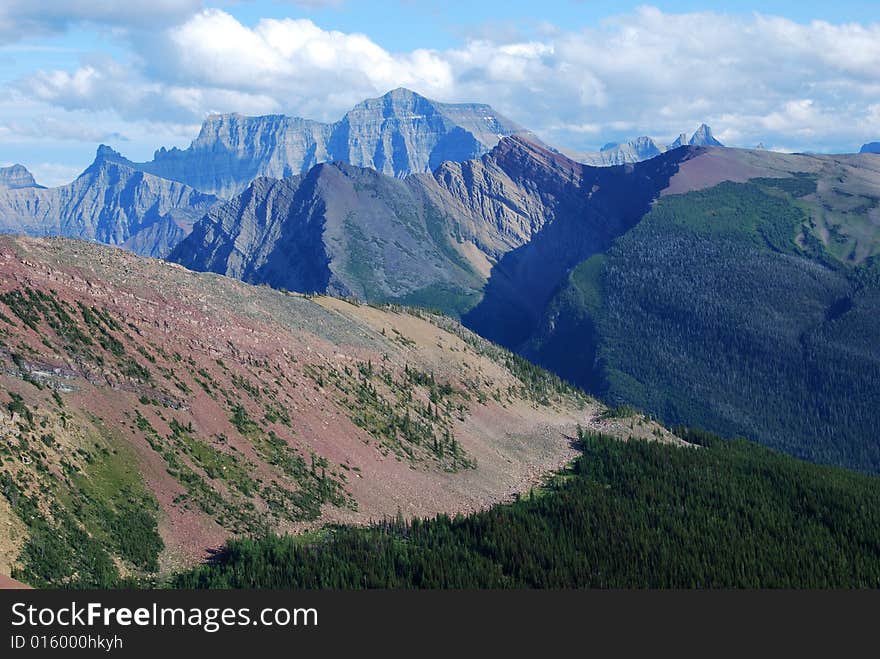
462;147;694;350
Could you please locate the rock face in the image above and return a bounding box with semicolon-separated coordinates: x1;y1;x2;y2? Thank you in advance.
170;162;487;312
592;136;666;166
0;164;43;190
170;136;690;322
0;147;217;258
861;142;880;154
132;88;527;197
576;124;724;166
688;123;724;147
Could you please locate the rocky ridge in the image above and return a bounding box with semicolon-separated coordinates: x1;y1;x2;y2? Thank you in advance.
128;88;528;197
0;147;218;258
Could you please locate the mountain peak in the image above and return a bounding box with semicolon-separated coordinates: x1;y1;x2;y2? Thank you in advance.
95;144;126;161
0;163;42;189
688;124;724;147
79;144;137;179
490;134;584;178
124;90;524;195
351;87;430;109
579;135;664;166
860;142;880;154
383;87;423;99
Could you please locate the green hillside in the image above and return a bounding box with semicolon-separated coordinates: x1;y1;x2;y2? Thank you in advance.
172;429;880;589
528;178;880;472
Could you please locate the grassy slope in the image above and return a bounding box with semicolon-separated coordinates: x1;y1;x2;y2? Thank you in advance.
173;429;880;589
0;235;675;587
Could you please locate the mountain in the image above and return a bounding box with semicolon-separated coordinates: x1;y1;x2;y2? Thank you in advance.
688;123;724;146
173;137;880;475
0;147;218;258
595;136;665;165
669;133;688;149
0;234;673;586
0;165;43;190
575;124;724;166
861;142;880;154
524;147;880;473
169;136;685;319
168;164;484;312
126;88;528;198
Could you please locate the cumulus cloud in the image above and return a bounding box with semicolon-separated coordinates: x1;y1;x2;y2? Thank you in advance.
151;9;454;117
20;53;282;123
9;5;880;155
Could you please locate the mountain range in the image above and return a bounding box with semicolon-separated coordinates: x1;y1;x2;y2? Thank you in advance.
122;88;529;198
0;148;217;257
173;132;880;474
2;87;880;588
1;88;879;477
573;123;724;166
169;135;682;316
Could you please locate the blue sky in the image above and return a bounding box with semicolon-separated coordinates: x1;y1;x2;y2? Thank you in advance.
2;1;880;185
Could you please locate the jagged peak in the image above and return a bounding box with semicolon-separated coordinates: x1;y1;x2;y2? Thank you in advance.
94;144;126;161
688;123;723;147
489;134;583;175
1;163;31;174
76;144;140;180
348;87;437;113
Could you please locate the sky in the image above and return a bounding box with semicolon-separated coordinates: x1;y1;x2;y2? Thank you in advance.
1;1;880;186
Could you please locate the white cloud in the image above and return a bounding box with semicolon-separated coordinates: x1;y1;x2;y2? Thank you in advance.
0;0;203;42
7;5;880;160
153;10;454;116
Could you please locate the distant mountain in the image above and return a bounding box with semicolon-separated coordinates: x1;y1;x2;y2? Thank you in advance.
170;136;683;318
170;164;485;312
687;123;723;146
0;147;217;257
123;88;529;197
593;136;666;166
0;164;43;190
575;124;724;166
861;142;880;154
668;133;688;149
